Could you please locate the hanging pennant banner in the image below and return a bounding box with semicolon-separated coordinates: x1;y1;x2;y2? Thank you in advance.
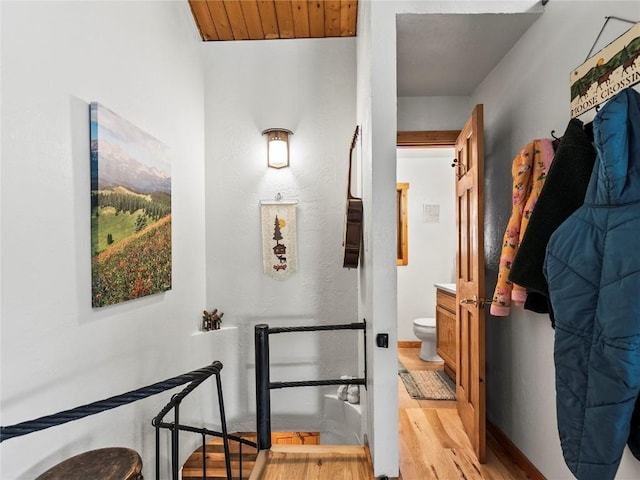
570;22;640;118
261;203;298;280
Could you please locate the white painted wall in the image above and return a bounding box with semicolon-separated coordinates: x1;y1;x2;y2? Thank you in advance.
0;2;215;478
470;1;640;478
201;38;358;433
397;148;456;341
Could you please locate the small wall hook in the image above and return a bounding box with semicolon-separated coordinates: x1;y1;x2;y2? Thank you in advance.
451;158;467;179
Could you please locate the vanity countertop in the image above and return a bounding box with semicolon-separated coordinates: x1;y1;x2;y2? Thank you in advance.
434;283;456;295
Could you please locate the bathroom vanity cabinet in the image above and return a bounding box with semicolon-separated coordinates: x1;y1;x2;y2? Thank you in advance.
435;285;456;380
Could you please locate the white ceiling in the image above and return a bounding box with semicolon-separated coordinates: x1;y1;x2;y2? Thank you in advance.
397;13;542;97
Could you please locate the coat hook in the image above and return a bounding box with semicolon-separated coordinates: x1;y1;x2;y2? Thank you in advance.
550;129;562;151
451;158;467;178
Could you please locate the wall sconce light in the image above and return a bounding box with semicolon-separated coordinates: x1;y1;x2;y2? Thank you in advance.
262;128;293;169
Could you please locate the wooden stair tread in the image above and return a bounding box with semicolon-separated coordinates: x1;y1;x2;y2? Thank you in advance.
249;445;373;480
182;461;255;479
192;444;257;453
181;467;251;478
182;433;258;479
183;456;256;472
183;458;257;466
186;452;258;460
270;444;367;454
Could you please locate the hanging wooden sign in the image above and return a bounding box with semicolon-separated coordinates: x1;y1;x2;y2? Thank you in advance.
260;201;298;280
570;22;640;118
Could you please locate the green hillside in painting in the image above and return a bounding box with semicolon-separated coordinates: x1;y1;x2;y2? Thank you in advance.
91;187;171;255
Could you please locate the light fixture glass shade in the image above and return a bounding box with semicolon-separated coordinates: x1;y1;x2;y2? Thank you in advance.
262;129;292;169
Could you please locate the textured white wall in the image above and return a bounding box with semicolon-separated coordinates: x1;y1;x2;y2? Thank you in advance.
396;148;456;341
472;1;640;478
201;38;359;434
0;2;214;478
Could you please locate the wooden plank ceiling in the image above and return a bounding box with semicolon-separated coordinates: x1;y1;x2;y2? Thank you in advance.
188;0;358;41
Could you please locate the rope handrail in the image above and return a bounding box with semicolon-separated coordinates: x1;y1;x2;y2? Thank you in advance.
152;361;222;425
0;362;222;443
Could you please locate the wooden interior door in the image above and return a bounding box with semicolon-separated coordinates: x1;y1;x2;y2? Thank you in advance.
454;104;486;462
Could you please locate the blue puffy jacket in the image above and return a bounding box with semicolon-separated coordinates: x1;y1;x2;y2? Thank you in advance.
544;87;640;480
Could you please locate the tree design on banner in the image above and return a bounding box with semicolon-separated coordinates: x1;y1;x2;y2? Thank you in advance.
261;204;297;280
272;215;287;271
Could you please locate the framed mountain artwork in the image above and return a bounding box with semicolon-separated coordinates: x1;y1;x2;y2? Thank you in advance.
90;102;172;307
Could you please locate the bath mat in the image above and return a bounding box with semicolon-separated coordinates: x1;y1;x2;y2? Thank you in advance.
399;369;456;401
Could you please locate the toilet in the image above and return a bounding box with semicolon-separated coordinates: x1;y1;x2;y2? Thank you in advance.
413;317;442;362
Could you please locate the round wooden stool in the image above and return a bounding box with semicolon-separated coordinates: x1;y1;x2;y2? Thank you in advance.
35;447;143;480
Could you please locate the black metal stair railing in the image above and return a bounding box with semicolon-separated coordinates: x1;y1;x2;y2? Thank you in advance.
254;320;367;450
0;361;257;480
152;360;256;480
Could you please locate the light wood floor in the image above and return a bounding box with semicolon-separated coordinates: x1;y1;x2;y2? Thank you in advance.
248;348;530;479
398;347;529;479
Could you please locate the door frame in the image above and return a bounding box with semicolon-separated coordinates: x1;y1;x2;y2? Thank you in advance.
397;131;460;148
396;127;486;462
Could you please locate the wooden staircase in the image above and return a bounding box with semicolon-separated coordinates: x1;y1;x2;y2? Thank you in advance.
182;433;258;480
182;432;373;480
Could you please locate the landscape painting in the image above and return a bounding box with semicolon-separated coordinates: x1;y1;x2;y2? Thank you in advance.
90;102;172;307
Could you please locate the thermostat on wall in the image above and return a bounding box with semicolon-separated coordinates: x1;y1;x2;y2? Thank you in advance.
423;204;440;223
